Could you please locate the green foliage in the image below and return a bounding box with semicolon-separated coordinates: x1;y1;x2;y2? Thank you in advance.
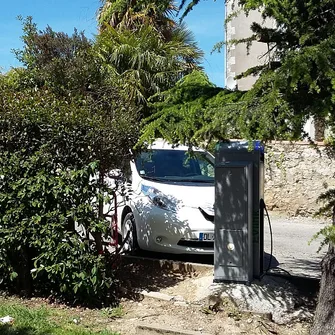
309;225;335;253
140;70;244;148
95;24;203;111
316;189;335;217
179;0;335;142
0;18;140;305
179;0;202;21
310;187;335;252
98;0;177;39
102;305;125;318
12;16;106;98
228;0;335;140
0;87;137;304
97;1;203;117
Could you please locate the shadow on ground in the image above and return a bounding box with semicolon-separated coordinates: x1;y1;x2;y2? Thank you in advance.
207;267;318;324
115;252;203;301
134;250;214;265
136;249;321;279
0;325;35;335
115;251;282;300
276;257;322;279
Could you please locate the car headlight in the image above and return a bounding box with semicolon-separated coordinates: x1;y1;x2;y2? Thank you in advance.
141;184;176;212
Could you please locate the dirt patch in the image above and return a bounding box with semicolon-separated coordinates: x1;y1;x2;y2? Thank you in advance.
112;258;314;334
106;297;311;335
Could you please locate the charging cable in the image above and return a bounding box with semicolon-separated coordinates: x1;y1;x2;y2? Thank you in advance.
262;200;292;277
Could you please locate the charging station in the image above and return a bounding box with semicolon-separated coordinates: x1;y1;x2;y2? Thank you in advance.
214;141;264;283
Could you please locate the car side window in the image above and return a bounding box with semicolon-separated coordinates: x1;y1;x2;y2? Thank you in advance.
194;153;214;178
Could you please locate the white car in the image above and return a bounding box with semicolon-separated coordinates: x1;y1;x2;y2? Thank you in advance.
117;140;215;255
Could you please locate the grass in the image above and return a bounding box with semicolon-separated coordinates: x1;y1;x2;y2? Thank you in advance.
0;297;120;335
101;306;124;319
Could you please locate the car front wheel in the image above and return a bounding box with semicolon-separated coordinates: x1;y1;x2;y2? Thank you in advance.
122;212;139;254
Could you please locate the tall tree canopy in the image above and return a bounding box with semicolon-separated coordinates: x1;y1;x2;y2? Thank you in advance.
140;70;243;147
236;0;335;139
96;24;203;108
161;0;335;143
98;0;177;40
96;0;203;116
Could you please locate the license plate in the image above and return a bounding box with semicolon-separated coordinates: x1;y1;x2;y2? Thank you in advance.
199;232;214;241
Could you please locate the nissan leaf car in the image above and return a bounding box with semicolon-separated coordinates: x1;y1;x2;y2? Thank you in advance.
118;140;215;254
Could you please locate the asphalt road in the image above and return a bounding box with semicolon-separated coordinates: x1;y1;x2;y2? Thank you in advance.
264;212;328;278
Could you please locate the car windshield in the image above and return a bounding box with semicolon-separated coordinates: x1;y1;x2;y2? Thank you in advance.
135;149;214;183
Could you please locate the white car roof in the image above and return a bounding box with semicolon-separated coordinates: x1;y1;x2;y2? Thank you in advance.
150;139;205;152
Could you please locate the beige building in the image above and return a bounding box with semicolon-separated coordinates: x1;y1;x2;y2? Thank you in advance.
225;1;275;91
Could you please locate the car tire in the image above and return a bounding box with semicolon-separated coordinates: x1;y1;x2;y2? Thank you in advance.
122;212;139;254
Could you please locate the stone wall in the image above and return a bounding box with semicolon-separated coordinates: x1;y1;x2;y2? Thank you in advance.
264;142;335;216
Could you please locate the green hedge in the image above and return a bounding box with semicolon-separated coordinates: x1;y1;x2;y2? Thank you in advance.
0;84;138;306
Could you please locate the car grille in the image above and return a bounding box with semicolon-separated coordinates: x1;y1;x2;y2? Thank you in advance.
177;240;214;249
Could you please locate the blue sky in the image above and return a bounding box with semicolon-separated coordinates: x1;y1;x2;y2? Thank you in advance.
0;1;225;87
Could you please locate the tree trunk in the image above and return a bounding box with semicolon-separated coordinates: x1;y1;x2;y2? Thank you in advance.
314;116;325;142
93;169;104;254
310;207;335;335
17;246;32;297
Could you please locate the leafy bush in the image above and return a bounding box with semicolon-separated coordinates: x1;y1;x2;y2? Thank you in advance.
0;79;138;305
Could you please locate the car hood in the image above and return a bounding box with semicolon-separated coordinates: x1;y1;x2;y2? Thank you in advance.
140;180;215;214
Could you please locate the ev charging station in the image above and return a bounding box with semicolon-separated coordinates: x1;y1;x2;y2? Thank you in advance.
214;141;264;283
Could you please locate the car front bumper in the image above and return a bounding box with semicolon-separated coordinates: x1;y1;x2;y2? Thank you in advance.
133;200;215;255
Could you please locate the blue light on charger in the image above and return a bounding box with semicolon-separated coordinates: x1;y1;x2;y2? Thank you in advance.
253;140;264;153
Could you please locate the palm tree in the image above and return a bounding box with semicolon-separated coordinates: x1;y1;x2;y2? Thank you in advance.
95;23;203;110
96;0;204;117
97;0;177;40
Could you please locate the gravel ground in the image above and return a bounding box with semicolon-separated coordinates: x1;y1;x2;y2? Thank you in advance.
108;296;311;335
116;255;316;334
